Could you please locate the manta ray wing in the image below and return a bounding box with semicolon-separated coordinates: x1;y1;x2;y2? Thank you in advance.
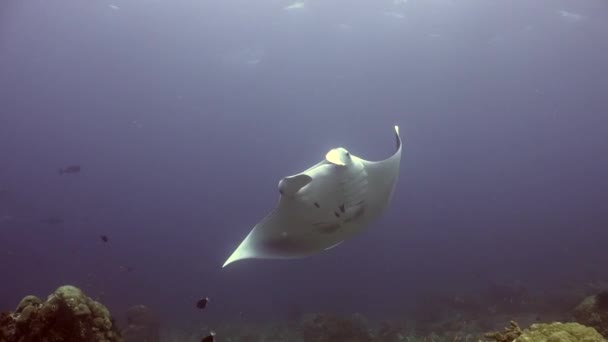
358;125;402;215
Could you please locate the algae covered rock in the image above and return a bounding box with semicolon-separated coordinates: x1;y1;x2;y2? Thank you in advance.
485;320;523;342
0;285;122;342
574;292;608;338
517;322;606;342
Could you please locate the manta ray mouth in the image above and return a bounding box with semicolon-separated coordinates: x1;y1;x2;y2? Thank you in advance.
313;222;342;234
260;236;313;255
312;205;366;234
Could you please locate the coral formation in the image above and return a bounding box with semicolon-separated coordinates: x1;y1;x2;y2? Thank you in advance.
0;285;121;342
122;305;160;342
486;321;606;342
485;320;523;342
574;293;608;338
299;313;373;342
597;291;608;311
517;322;606;342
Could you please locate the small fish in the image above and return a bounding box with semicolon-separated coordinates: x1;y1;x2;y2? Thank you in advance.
59;165;81;175
196;297;209;309
119;265;133;272
201;332;215;342
100;235;109;243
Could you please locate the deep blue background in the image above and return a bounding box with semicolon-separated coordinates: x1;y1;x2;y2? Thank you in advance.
1;0;607;327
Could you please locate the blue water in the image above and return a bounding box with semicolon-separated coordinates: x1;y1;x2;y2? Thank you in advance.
1;0;607;334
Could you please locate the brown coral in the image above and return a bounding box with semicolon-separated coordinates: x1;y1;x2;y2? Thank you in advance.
0;285;122;342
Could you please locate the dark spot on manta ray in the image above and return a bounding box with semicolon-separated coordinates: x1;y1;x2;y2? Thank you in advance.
314;202;320;208
344;206;366;223
334;212;340;218
262;236;312;254
316;223;342;234
339;204;345;213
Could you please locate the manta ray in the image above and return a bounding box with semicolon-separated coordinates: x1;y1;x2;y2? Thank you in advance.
223;125;402;268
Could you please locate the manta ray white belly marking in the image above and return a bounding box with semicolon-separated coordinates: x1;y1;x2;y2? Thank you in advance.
222;125;403;268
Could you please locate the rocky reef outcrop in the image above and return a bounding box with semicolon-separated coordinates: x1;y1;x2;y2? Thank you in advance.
574;291;608;338
518;322;606;342
486;321;606;342
0;285;121;342
122;305;160;342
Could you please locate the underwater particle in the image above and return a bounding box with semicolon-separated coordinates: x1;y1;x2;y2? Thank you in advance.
109;4;120;10
558;9;583;22
196;297;209;309
383;11;404;19
119;265;133;273
284;1;305;11
131;120;143;129
335;23;353;32
100;235;109;243
41;217;64;225
201;331;215;342
59;165;81;175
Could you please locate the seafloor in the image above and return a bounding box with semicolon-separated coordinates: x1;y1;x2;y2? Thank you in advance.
2;281;608;342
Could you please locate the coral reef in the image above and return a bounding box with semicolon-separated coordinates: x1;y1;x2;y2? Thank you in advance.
122;305;160;342
155;314;606;342
485;320;523;342
0;285;121;342
375;319;410;342
486;321;606;342
574;292;608;338
597;291;608;311
299;312;373;342
517;322;606;342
